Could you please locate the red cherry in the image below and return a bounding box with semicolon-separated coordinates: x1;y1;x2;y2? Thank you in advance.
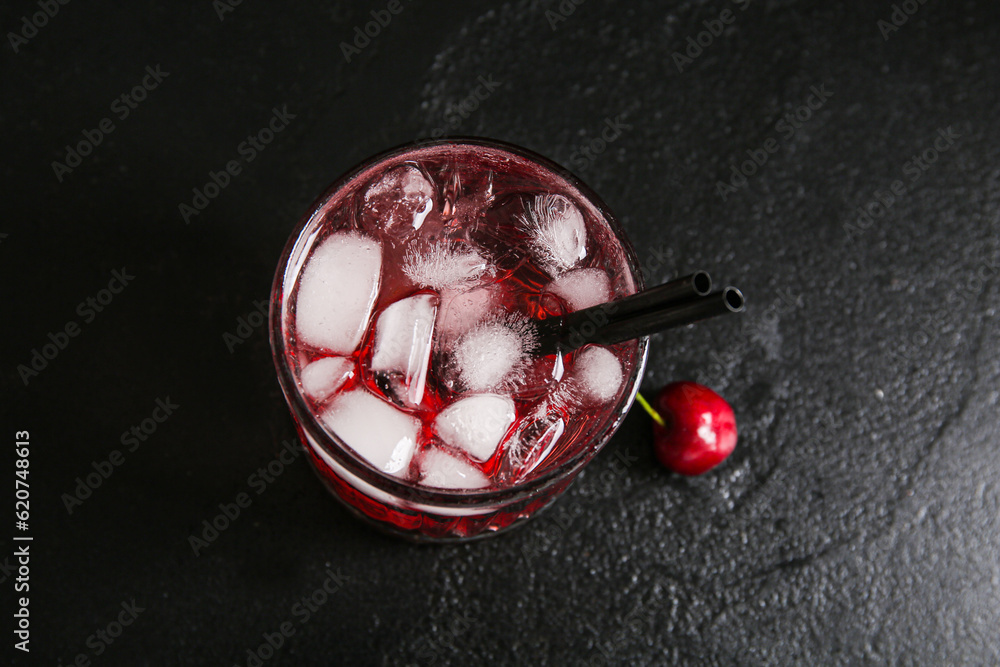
649;382;737;476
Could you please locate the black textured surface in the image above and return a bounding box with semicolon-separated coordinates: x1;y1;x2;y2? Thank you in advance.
3;1;999;665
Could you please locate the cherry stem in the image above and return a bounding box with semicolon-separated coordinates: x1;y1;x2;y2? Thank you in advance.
634;392;666;428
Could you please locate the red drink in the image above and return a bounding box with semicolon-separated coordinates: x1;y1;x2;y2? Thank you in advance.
271;139;648;541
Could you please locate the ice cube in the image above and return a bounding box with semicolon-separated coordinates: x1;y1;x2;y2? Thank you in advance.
295;231;382;354
496;410;566;484
547;267;611;312
371;293;438;405
419;448;490;490
320;389;420;476
520;194;587;276
453;316;536;392
520;415;565;476
435;394;516;461
436;285;496;338
402;241;489;290
573;346;623;404
466;194;532;275
361;164;435;231
525;354;571;401
300;356;354;402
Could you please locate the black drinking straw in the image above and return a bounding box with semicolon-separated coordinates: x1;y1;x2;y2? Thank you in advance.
594;270;712;318
534;280;744;356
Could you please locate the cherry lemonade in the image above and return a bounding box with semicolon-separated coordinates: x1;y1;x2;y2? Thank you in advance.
271;140;648;540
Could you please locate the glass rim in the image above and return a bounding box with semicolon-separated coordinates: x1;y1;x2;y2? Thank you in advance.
269;136;650;508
